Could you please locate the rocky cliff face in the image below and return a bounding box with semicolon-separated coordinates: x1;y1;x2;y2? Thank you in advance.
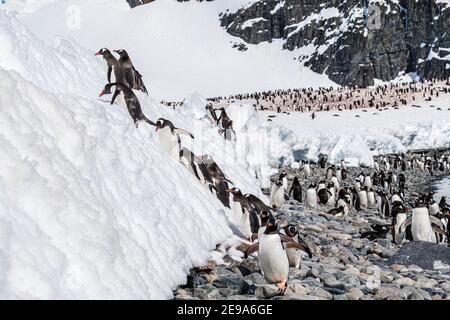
220;0;450;87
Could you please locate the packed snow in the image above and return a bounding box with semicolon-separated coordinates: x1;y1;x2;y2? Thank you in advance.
259;103;450;166
0;10;278;299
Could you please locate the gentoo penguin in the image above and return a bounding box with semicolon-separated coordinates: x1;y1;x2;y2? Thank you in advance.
270;180;285;209
439;196;449;210
391;191;403;204
226;187;271;221
411;202;435;242
210;180;231;208
326;165;335;180
328;206;345;216
226;187;259;239
305;183;319;209
317;180;327;191
255;211;272;240
280;224;313;268
205;104;219;125
363;175;372;189
358;186;368;209
99;83;156;128
95;48;125;84
245;219;310;292
201;154;232;184
376;190;390;218
318;187;333;205
179;147;211;184
155;118;194;161
326;182;336;206
340;159;347;170
114;49;148;94
331;175;340;192
374;160;380;172
279;172;288;190
288;177;303;203
302;161;312;177
429;200;441;216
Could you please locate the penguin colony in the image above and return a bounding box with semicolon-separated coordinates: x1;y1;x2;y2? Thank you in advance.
96;47;449;296
95;47;312;293
161;78;450;116
270;150;450;247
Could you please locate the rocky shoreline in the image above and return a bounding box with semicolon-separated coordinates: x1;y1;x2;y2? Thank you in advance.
173;164;450;300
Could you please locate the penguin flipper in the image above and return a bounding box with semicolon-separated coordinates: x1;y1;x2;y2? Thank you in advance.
244;243;259;259
175;128;194;139
284;241;313;259
111;90;120;105
107;66;112;83
432;226;447;238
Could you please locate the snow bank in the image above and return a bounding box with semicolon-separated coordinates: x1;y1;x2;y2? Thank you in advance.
262;106;450;166
0;11;268;299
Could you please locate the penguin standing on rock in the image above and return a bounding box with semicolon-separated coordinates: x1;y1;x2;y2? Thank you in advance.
99;83;156;128
114;49;148;94
270;180;286;209
245;218;310;293
155;118;194;161
305;183;319;209
288;177;303;203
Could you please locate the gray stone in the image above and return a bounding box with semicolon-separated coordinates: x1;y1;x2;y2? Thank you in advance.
375;284;407;300
244;273;266;285
440;281;450;293
346;287;364;300
255;285;280;299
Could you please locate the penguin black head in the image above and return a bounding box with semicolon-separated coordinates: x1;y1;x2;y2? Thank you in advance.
99;83;120;97
155;118;174;132
113;49;129;58
260;211;271;225
284;224;298;237
264;218;277;234
95;48;111;57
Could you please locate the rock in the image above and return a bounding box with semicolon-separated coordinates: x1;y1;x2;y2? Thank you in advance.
212;275;250;295
392;276;415;287
289;266;309;279
244;273;266;285
408;264;424;273
306;225;323;233
194;260;217;273
192;288;208;300
281;294;326;300
385;242;450;271
380;272;394;283
333;294;349;300
375;284;407;300
346;287;364;300
309;287;333;300
285;282;310;296
389;264;409;273
255;285;280;299
328;233;352;241
415;276;438;289
233;265;252;277
440;281;450;293
401;286;432;300
207;289;222;300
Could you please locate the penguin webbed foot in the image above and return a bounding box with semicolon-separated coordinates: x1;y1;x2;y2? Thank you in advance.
276;282;287;295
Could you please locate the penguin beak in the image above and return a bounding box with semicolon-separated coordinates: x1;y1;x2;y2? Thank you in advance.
99;90;105;97
155;127;159;132
225;189;234;193
95;51;102;56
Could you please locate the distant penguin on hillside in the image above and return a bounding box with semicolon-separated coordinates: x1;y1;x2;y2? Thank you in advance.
318;186;333;205
155;118;194;161
367;187;376;208
114;49;148;94
99;83;156;128
179;147;211;184
302;161;312;177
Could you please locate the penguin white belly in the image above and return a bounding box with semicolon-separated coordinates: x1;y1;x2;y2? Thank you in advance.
285;247;302;269
395;213;407;236
374;163;380;171
270;186;285;209
412;208;435;242
259;234;289;284
391;195;403;203
367;192;375;208
337;199;349;216
429;203;440;216
364;177;372;188
282;177;288;190
305;189;317;209
257;226;266;240
230;201;252;238
358;191;368;208
157;127;180;161
303;165;311;177
327;189;335;206
331;177;339;191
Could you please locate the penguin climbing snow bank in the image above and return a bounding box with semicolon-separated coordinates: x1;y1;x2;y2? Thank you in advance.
155;118;194;161
99;83;155;128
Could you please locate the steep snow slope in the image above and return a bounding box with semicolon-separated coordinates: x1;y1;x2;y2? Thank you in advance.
15;0;335;100
0;11;276;299
260;103;450;166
